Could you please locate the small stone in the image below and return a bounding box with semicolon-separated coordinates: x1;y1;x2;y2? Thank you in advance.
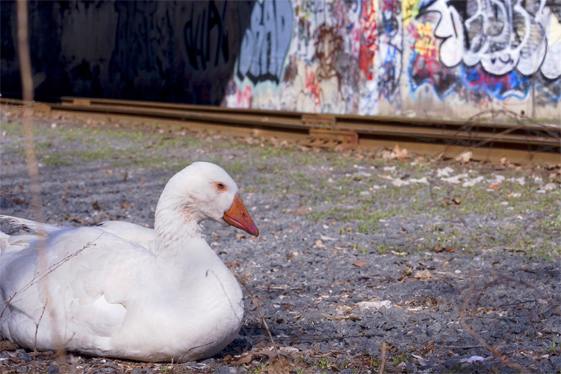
131;369;154;374
428;322;442;334
357;300;392;310
47;365;60;374
214;366;238;374
93;368;117;374
544;183;556;190
16;351;32;363
551;355;561;369
392;179;409;187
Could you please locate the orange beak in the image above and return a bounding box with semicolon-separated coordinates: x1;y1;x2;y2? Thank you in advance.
223;194;259;237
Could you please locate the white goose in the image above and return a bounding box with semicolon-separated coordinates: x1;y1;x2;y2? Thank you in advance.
0;162;259;362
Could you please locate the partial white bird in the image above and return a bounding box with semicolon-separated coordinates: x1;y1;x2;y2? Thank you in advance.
0;161;259;362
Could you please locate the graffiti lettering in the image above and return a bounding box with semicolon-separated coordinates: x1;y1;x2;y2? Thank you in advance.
238;0;294;83
183;1;229;71
426;0;561;79
378;0;403;103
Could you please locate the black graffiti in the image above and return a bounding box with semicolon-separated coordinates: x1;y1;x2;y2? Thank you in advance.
183;0;229;71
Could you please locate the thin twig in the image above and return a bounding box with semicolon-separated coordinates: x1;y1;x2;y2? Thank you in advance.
33;300;47;374
459;278;531;374
0;236;102;320
232;270;287;374
16;0;68;366
378;341;386;374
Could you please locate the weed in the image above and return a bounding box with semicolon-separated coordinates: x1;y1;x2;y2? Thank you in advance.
316;357;332;370
42;153;73;167
368;355;382;370
376;244;391;254
391;351;409;365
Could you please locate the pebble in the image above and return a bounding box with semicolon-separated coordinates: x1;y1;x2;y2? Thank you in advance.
130;369;154;374
214;366;240;374
16;351;32;363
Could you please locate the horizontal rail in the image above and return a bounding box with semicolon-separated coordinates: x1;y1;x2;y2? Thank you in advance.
1;97;560;166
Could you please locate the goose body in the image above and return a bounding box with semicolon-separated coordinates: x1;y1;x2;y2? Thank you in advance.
0;162;259;362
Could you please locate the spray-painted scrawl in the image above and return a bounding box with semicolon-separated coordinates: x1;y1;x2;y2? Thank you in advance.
426;0;561;79
237;0;294;83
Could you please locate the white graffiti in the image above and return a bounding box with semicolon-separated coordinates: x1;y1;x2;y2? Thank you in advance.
428;0;561;78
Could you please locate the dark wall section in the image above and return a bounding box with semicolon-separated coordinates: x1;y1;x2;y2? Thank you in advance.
1;0;255;105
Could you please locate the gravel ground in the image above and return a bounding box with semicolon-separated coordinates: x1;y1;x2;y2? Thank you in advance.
0;111;560;373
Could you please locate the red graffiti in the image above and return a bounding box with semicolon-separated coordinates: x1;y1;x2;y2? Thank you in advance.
236;85;253;108
305;68;321;107
359;0;377;80
408;22;455;97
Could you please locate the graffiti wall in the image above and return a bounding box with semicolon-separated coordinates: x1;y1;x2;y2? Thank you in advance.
1;1;254;105
224;0;561;119
1;0;560;119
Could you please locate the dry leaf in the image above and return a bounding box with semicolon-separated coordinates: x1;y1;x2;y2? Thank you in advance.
232;353;254;365
314;240;326;249
398;266;413;281
121;201;133;210
352;261;367;267
268;357;291;374
291;207;311;215
322;313;362;321
455;150;472;163
0;340;19;351
393;144;409;159
92;201;101;210
11;198;28;205
236;233;246;239
442;199;461;206
62;213;84;223
414;270;432;279
432;246;445;253
489;183;501;190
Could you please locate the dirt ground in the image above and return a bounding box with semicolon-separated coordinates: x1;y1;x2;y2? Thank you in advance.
1;111;560;373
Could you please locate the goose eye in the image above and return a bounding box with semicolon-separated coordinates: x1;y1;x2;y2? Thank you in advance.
216;183;226;191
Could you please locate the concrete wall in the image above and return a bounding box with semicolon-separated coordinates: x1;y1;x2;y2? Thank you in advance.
2;0;560;120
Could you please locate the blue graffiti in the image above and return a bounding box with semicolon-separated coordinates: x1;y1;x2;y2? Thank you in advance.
238;0;293;84
460;65;531;101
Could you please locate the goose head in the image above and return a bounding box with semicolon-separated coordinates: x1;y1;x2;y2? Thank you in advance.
155;162;259;237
